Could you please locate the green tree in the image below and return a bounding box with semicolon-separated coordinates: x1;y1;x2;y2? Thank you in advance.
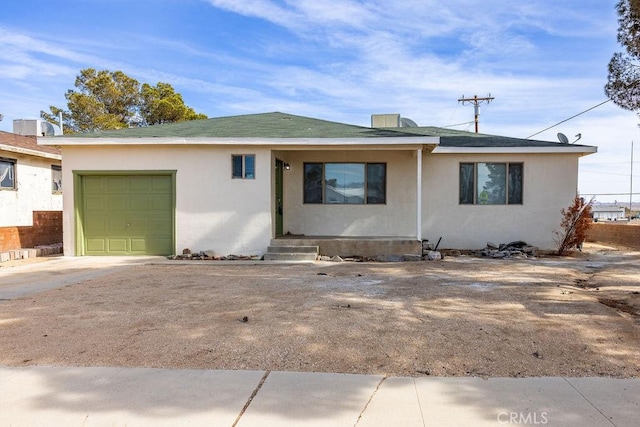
140;82;207;125
605;0;640;110
41;68;206;133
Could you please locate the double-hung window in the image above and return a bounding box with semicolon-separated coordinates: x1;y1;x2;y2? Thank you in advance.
232;154;255;179
0;157;16;190
303;162;386;204
460;162;523;205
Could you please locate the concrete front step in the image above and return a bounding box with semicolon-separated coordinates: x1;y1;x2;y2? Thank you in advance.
264;244;319;261
266;245;319;254
263;252;318;261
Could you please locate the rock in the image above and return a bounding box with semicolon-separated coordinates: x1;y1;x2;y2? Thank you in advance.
182;248;192;255
426;251;442;261
487;242;499;250
319;255;331;261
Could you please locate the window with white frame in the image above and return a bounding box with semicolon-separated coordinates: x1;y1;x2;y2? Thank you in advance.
303;162;386;204
52;165;62;193
232;154;255;179
459;162;523;205
0;157;16;190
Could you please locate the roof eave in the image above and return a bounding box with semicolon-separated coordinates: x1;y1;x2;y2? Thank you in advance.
38;136;440;147
0;143;62;160
432;146;597;155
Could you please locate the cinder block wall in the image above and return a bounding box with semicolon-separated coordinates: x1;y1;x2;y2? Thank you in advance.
586;222;640;249
0;211;63;252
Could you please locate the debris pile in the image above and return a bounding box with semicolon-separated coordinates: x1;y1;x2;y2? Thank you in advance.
168;248;261;261
479;241;537;259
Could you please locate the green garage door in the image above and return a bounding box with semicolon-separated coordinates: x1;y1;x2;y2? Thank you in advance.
81;174;174;255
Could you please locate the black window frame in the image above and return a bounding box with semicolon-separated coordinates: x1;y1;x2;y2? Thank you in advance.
303;162;387;205
459;162;523;205
0;157;17;190
231;154;256;179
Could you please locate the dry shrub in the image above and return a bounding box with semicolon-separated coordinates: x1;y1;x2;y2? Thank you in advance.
556;195;594;255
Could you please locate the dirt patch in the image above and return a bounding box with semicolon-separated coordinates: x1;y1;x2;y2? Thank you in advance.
0;244;638;378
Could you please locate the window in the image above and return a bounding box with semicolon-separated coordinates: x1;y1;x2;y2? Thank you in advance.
459;162;523;205
0;157;16;190
232;154;255;179
303;162;386;204
52;165;62;193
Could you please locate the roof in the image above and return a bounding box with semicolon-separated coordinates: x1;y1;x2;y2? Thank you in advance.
0;131;61;159
59;112;419;139
40;112;596;154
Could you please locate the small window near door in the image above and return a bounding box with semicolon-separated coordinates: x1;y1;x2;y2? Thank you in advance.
0;157;16;190
232;154;255;179
52;165;62;193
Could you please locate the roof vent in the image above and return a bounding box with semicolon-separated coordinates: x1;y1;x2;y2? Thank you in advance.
371;114;419;128
13;119;62;136
371;114;400;128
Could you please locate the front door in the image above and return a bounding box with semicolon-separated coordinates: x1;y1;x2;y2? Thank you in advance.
275;159;284;236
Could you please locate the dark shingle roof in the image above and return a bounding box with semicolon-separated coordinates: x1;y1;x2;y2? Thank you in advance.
70;112;419;139
57;111;591;149
0;131;61;156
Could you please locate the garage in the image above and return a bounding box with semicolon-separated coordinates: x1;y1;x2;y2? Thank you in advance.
78;173;175;255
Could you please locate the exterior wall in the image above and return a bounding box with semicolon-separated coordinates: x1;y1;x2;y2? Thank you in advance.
0;151;62;227
422;152;580;250
0;211;63;252
280;150;418;237
62;145;273;256
586;222;640;249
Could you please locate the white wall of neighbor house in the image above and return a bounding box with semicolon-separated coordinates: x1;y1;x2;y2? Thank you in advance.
422;152;580;250
61;145;273;256
0;152;62;227
281;149;418;237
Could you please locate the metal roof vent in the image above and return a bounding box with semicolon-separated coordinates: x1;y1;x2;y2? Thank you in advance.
13;119;62;136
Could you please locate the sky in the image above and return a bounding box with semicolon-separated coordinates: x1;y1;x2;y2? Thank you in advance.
0;0;638;204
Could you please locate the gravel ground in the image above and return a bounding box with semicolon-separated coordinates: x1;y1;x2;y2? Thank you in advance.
0;244;638;378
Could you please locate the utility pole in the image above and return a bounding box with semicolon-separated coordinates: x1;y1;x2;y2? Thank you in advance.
458;94;494;133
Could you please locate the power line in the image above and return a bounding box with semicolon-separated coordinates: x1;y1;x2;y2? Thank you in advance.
526;99;611;139
442;120;475;128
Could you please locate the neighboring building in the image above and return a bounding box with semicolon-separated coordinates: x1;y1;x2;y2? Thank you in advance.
592;206;626;221
39;112;597;257
0;130;63;252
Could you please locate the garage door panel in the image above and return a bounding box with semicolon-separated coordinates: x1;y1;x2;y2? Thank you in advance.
85;216;107;234
84;176;105;192
107;239;128;252
85;196;105;212
81;174;174;255
106;177;128;192
130;197;150;211
86;239;106;252
107;196;128;211
129;177;151;191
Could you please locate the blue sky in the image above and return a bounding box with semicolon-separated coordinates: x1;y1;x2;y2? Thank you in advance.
0;0;638;203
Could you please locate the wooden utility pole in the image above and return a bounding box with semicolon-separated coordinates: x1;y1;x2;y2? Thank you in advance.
458;94;495;133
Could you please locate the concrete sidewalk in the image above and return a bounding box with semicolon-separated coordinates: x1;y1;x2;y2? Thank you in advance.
0;366;637;426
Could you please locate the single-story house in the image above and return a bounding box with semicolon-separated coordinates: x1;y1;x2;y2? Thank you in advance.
592;206;626;221
0;130;63;252
39;112;597;257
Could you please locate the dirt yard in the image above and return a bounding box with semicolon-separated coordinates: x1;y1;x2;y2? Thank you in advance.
0;244;638;378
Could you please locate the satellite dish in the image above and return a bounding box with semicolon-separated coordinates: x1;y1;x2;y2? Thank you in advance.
400;117;418;127
557;132;569;144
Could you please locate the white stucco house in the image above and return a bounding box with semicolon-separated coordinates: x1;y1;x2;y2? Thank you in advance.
39;112;597;257
0;130;63;253
0;131;62;227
